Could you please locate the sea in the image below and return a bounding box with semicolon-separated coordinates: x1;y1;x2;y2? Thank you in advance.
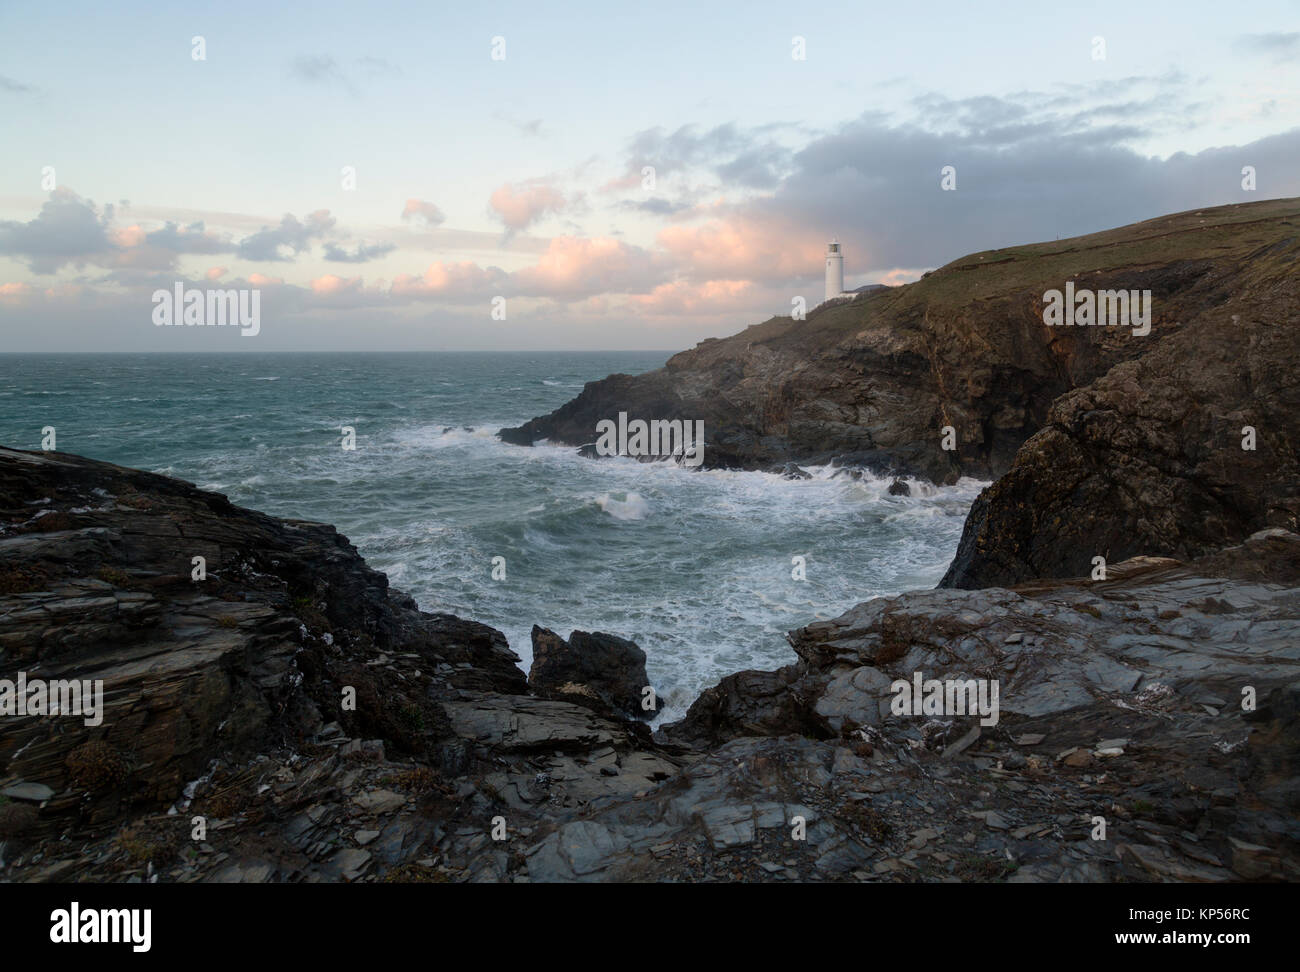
0;352;984;723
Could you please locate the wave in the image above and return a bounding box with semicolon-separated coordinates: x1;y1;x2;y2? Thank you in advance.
594;491;650;521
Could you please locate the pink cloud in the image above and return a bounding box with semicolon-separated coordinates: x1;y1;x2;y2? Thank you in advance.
0;282;35;302
206;266;228;280
628;279;759;315
488;181;567;231
876;267;926;286
510;235;659;298
112;224;146;248
598;171;644;193
391;261;504;299
400;198;446;225
656;217;823;281
310;274;362;295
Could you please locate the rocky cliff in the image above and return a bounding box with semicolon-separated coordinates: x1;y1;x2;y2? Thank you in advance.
941;215;1300;586
503;199;1300;589
2;446;1297;882
503;200;1298;483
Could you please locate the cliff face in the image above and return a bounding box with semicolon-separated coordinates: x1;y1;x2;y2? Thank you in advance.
939;236;1300;586
503;200;1300;487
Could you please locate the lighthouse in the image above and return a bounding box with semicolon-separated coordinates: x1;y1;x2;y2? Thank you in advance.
825;239;844;302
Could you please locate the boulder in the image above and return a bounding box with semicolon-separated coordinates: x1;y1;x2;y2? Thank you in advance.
528;626;656;719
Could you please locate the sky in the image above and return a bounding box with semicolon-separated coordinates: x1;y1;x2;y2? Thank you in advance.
1;0;1298;351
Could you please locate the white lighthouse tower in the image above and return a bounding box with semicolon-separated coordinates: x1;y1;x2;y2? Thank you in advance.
824;239;844;303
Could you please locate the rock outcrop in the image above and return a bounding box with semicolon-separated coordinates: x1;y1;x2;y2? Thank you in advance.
528;626;656;719
941;261;1300;587
0;447;677;881
661;529;1300;882
3;446;1298;882
502;200;1300;490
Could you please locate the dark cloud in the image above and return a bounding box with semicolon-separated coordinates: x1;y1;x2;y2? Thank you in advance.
236;211;337;261
0;190;115;273
322;240;397;263
742;100;1300;273
620;122;797;193
0;74;35;94
143;221;231;255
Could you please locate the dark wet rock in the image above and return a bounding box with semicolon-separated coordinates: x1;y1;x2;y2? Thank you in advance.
887;479;910;496
4;444;1298;884
661;529;1300;881
528;626;655;719
661;667;828;748
937;214;1300;587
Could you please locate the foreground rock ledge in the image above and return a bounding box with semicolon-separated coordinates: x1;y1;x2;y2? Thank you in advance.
1;447;1296;882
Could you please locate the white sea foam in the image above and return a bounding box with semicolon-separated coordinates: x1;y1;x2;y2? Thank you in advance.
594;491;650;521
1;352;984;729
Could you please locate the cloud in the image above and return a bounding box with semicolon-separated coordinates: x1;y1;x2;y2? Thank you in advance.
391;261;507;299
143;221;231;255
310;274;362;294
0;282;35;301
607;122;798;197
627;278;761;316
655;217;822;282
620;197;695;216
510;236;660;298
678;91;1300;275
322;240;397;263
489;181;568;232
236;210;336;261
1236;32;1300;62
400;199;447;226
0;189;116;273
289;55;401;94
0;194;374;275
0;74;35;94
384;236;661;302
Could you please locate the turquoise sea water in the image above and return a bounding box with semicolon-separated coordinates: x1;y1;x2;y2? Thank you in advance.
0;352;983;722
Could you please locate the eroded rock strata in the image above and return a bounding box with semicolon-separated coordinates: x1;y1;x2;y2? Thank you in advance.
2;446;1296;882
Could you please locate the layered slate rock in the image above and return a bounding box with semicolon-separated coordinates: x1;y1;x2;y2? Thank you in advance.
658;531;1300;881
502;199;1300;486
4;446;1299;883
